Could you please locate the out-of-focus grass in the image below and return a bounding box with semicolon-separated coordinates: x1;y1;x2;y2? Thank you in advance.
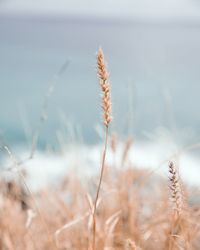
0;156;199;250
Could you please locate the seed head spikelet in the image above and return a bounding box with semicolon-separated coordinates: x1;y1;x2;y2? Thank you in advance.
167;164;190;250
97;47;112;127
97;47;109;81
168;161;182;216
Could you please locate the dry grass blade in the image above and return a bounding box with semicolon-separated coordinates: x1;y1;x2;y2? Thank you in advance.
104;211;121;249
125;239;137;250
105;210;121;227
30;60;70;159
26;209;37;228
55;212;89;247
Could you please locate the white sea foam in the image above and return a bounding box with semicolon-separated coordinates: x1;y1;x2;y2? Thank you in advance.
2;141;199;191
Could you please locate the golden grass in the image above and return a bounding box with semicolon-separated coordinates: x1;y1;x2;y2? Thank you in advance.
0;163;199;250
92;48;112;250
97;47;112;127
0;48;199;250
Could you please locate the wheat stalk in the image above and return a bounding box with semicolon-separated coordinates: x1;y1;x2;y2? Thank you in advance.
92;48;112;250
168;161;182;217
168;161;185;250
97;47;112;127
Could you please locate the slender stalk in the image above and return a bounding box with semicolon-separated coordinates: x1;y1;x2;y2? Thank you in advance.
92;48;112;250
92;126;108;250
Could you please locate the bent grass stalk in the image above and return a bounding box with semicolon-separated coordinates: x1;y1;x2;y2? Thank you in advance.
92;48;112;250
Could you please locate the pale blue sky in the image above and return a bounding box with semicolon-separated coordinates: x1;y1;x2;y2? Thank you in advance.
0;0;200;20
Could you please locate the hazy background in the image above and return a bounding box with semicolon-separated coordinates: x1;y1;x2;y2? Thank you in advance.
1;0;200;150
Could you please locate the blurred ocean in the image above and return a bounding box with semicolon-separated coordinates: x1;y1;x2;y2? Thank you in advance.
0;15;200;187
1;15;200;148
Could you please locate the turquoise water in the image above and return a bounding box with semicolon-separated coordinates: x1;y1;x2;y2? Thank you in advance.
1;16;200;148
